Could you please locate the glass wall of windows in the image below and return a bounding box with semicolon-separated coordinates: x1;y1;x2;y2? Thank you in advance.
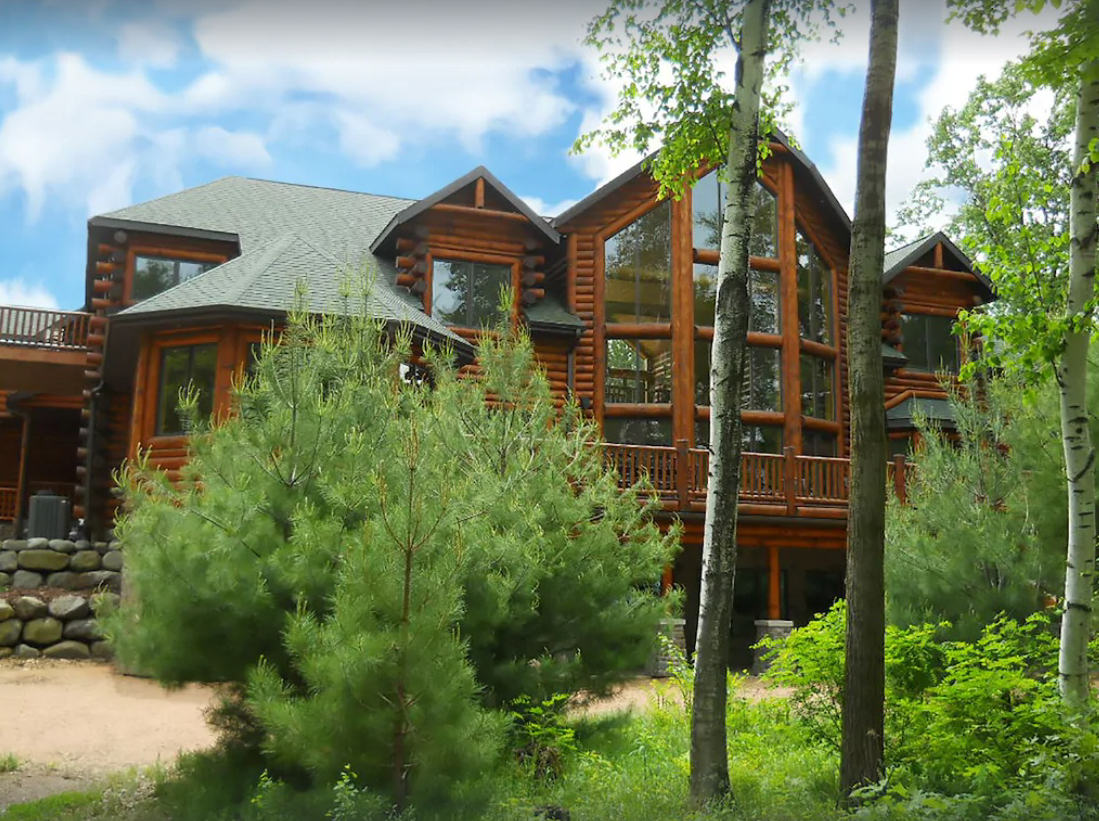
605;202;672;324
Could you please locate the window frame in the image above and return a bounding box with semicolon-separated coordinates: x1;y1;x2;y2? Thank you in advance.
125;245;227;305
427;252;520;331
152;340;220;437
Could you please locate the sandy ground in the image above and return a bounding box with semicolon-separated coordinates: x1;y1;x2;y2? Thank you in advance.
0;660;788;811
0;659;218;810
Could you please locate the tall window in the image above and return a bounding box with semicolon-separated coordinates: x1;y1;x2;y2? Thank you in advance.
691;173;778;258
695;342;781;411
606;338;673;404
156;344;217;435
604;202;672;324
132;255;218;302
901;314;959;373
796;232;834;345
800;355;835;421
432;259;513;327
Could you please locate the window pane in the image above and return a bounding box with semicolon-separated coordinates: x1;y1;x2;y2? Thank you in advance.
803;431;838;457
692;172;723;249
693;263;717;327
750;184;778;258
695;342;780;411
695;420;782;453
750;269;780;334
132;256;215;302
603;417;673;446
800;354;836;421
902;314;958;374
432;259;512;327
133;257;176;301
796;232;834;345
156;343;218;435
605;201;672;324
693;175;776;258
606;338;673;404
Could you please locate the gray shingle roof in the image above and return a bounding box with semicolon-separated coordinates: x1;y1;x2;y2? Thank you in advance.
886;396;955;430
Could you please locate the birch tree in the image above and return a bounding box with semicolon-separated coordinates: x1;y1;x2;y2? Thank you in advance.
576;0;844;803
841;0;898;795
945;0;1099;707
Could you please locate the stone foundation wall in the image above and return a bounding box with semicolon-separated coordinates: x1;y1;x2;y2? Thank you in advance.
0;593;118;660
0;539;123;662
0;539;123;592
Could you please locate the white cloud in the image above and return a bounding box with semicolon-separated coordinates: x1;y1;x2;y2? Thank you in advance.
332;112;400;168
521;194;580;219
194;125;271;168
116;21;182;67
0;278;60;309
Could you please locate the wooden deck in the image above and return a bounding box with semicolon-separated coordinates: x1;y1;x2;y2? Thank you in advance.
0;306;91;352
0;486;16;522
603;443;910;518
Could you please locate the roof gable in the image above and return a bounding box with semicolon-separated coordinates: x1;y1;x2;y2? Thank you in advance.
884;231;994;301
370;166;560;253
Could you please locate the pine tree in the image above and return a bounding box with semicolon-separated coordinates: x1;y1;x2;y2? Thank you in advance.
107;295;674;806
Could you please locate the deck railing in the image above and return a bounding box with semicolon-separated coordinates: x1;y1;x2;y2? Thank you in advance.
603;442;909;516
0;486;16;522
0;306;91;351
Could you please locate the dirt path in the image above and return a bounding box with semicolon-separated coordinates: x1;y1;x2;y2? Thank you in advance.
0;659;218;810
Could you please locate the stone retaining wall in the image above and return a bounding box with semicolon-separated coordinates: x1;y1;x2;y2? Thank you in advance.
0;539;123;662
0;539;123;592
0;593;118;660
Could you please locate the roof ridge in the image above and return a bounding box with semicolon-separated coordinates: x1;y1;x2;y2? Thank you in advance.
97;176;240;218
239;176;416;202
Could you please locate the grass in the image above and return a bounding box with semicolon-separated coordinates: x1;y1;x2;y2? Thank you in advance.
0;753;20;774
0;768;164;821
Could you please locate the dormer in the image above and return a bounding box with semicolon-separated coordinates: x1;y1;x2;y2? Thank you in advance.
370;167;571;338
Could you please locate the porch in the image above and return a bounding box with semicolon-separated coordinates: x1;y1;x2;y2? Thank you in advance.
603;442;911;517
0;305;94;394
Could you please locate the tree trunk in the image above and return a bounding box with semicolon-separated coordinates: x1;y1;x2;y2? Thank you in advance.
1057;56;1099;708
689;0;770;804
840;0;898;798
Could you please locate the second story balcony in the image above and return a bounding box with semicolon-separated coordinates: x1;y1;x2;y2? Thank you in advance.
603;442;911;518
0;305;94;394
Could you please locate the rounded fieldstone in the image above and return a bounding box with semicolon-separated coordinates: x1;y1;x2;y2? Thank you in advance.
48;595;90;621
43;640;91;660
63;618;102;641
0;647;12;660
91;592;120;614
90;640;113;660
74;570;121;592
0;573;10;588
12;596;46;620
101;551;123;572
13;644;40;659
0;600;13;621
74;540;92;552
93;541;110;555
12;570;43;589
0;620;21;647
26;537;48;550
0;551;16;573
4;540;27;552
46;572;79;590
22;617;62;645
48;539;76;555
69;551;101;572
17;550;70;572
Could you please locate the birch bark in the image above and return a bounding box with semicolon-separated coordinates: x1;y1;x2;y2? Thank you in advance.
689;0;770;803
1057;56;1099;708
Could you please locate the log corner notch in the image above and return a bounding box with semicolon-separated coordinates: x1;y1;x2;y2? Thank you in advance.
394;235;430;299
75;230;126;530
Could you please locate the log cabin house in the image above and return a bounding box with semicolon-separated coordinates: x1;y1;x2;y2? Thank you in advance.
0;133;993;662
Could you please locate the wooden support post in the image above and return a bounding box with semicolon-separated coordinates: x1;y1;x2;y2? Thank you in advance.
783;444;798;517
768;542;781;620
778;161;803;453
14;410;30;535
675;438;690;509
662;564;674;596
892;453;907;504
474;177;485;209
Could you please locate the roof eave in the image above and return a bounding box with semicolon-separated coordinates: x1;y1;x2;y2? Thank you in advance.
88;215;240;246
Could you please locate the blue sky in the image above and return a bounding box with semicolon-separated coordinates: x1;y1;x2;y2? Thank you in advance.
0;0;1053;310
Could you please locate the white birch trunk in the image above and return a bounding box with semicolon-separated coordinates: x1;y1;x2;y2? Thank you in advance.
689;0;770;803
1057;56;1099;708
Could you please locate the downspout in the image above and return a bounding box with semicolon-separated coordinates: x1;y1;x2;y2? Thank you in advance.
82;317;109;539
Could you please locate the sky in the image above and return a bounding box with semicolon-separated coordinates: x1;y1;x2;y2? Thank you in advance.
0;0;1060;311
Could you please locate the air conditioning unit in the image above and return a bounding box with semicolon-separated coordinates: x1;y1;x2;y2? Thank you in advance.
27;493;71;540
